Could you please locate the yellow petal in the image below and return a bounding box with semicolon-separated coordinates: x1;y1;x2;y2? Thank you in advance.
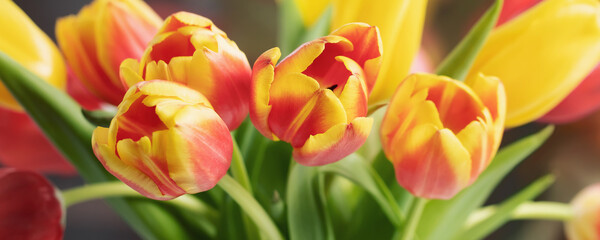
467;0;600;127
0;0;66;110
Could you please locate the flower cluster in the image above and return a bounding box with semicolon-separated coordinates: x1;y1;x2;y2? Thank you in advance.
1;0;600;238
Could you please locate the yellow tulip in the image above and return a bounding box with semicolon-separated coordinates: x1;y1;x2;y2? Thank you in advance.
0;0;66;111
331;0;428;106
467;0;600;127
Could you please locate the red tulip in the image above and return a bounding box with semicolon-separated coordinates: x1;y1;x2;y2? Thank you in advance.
0;168;63;240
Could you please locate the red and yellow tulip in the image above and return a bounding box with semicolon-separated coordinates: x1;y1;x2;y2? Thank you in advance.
292;0;427;106
467;0;600;127
250;23;381;166
0;168;63;239
92;80;232;200
0;0;66;111
380;73;505;199
121;12;252;130
56;0;162;106
565;183;600;240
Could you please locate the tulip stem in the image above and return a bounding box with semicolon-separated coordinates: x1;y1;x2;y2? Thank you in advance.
217;174;284;240
466;201;573;228
61;181;218;218
401;198;428;240
230;137;253;192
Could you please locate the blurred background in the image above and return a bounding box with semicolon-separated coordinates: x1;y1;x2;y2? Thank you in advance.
7;0;600;239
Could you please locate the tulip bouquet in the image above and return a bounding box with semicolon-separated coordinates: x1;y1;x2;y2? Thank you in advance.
0;0;599;239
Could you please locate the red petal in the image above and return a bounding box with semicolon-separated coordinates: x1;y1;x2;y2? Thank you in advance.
0;108;75;174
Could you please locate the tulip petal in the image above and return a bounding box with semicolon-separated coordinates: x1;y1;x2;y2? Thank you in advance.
92;127;166;200
455;120;488;183
96;0;161;86
393;126;471;199
56;14;126;105
250;48;280;140
293;117;373;166
167;105;232;192
276;35;352;77
198;35;252;130
331;23;382;93
540;65;600;123
267;72;320;144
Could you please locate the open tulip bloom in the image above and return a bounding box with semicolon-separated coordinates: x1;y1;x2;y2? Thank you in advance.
1;0;600;239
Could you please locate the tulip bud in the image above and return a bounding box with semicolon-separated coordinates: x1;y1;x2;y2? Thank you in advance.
0;0;66;111
380;73;505;199
56;0;162;105
250;23;381;166
0;168;64;239
92;80;232;200
121;12;252;130
467;0;600;127
565;183;600;240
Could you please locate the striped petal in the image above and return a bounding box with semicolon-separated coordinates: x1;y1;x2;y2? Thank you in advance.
294;117;373;166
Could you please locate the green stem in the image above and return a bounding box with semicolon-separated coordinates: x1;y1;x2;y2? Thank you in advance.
369;166;404;224
217;174;284;240
466;201;573;228
401;198;428;240
230;137;252;192
229;137;260;239
61;181;218;220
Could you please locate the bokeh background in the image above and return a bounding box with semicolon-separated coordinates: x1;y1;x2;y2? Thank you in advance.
8;0;600;239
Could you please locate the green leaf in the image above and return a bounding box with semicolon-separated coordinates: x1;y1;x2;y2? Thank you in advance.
320;154;403;226
417;125;554;240
252;141;293;232
299;6;333;44
218;175;284;240
435;0;503;80
277;0;332;57
287;163;332;240
278;0;305;56
0;51;190;239
457;175;555;240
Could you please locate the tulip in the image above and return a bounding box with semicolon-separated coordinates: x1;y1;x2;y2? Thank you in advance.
331;0;428;106
380;73;505;199
121;12;252;130
565;183;600;240
250;23;381;166
56;0;162;106
466;0;600;127
0;168;63;239
92;80;232;200
0;0;66;111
